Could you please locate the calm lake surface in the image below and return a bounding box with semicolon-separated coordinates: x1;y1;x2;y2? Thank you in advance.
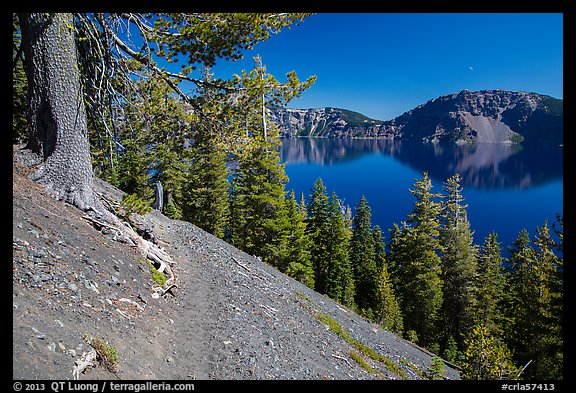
280;138;563;254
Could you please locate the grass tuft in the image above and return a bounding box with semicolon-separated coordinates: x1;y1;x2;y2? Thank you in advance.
313;311;407;379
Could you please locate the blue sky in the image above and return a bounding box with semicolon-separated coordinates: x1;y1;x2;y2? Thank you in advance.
209;13;563;121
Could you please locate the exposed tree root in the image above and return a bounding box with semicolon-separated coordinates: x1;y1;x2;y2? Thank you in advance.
82;194;177;292
72;349;97;380
14;146;177;293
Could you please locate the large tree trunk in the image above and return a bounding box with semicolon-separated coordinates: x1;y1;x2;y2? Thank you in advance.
19;13;97;211
17;13;176;283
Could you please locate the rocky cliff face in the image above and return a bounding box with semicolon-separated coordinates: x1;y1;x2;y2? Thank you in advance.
268;107;384;138
272;90;563;145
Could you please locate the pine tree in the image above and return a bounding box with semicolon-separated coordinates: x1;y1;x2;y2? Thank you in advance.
388;172;443;350
350;195;378;313
505;224;563;380
528;222;563;379
229;131;288;264
154;144;187;220
328;192;356;307
282;190;315;288
442;335;460;364
387;222;406;279
462;324;519;380
372;224;402;331
181;70;230;238
474;231;507;336
326;192;355;307
228;57;313;266
547;215;563;379
114;74;192;211
18;13;101;212
552;214;563;254
373;225;386;271
299;192;308;217
181;125;230;238
115;137;152;199
374;258;403;334
505;229;535;367
306;178;331;293
306;180;354;306
427;357;446;380
146;83;190;218
439;173;478;351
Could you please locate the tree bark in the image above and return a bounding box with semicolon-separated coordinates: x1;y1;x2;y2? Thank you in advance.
17;13;177;278
19;13;98;211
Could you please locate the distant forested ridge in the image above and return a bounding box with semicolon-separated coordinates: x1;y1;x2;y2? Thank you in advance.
271;90;563;145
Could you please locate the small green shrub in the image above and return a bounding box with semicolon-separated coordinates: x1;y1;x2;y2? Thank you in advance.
147;261;167;287
426;357;446;380
442;335;460;363
137;258;167;287
406;330;418;344
162;200;181;219
120;193;152;219
83;334;120;372
352;340;407;379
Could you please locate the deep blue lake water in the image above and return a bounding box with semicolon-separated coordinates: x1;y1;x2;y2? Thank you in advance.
280;138;563;255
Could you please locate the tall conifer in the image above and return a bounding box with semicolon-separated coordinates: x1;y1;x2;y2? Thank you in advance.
389;172;443;349
528;223;563;379
350;195;378;312
326;192;355;306
228;57;312;266
505;223;563;379
181;69;230;237
306;178;331;294
374;259;403;333
306;180;355;306
474;231;506;336
229;131;288;264
181;125;230;238
371;225;402;332
373;225;386;271
505;229;536;375
282;190;315;288
439;173;478;351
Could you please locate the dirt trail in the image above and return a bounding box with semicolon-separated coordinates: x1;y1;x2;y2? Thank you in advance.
13;156;460;381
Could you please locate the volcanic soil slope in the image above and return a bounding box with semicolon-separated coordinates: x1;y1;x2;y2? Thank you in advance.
12;156;460;381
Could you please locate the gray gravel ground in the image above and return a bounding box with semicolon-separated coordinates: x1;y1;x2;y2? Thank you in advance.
13;158;460;381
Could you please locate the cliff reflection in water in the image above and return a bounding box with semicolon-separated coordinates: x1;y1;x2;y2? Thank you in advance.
279;137;563;189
